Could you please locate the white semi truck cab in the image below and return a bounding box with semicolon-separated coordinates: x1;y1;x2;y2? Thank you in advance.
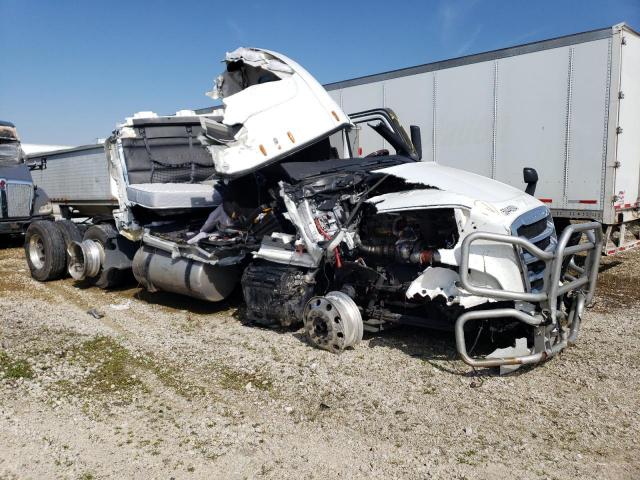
24;48;602;371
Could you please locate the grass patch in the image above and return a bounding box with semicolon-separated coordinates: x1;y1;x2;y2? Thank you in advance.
68;336;143;395
423;385;437;395
458;449;479;466
0;350;34;379
55;336;207;401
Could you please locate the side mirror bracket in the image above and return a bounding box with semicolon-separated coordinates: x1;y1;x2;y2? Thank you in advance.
28;157;47;171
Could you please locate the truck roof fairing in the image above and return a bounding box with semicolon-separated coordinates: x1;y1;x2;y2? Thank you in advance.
200;47;351;177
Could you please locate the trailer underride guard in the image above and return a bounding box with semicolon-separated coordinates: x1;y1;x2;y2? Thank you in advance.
25;48;602;372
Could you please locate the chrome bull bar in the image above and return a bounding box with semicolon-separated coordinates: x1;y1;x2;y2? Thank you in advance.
455;222;602;368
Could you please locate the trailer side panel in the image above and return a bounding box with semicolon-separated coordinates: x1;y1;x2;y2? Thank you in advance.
493;46;570;206
433;62;495;178
29;146;114;203
383;73;435;163
564;38;612;211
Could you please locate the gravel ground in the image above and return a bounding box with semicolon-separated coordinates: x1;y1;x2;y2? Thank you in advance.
0;238;639;480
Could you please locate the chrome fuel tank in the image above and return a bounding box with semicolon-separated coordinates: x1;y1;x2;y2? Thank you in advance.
132;246;239;302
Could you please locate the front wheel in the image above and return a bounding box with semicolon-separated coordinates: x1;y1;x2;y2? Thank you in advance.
25;220;67;281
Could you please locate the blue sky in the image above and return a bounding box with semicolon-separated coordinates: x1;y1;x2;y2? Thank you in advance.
1;0;638;145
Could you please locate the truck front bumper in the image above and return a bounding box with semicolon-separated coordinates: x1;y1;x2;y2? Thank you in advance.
455;222;602;368
0;217;29;234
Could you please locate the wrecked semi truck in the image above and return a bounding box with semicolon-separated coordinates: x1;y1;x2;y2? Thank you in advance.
24;48;602;369
0;121;52;237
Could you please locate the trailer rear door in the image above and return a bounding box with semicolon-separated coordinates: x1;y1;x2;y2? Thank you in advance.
614;31;640;210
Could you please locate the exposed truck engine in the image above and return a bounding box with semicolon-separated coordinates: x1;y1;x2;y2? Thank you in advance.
24;48;602;372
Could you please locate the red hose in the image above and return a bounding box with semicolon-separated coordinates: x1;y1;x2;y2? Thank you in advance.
315;218;342;268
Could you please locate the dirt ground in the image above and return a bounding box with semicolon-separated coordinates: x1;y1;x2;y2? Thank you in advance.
0;237;639;480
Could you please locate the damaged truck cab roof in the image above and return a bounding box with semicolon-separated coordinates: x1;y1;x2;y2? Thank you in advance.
201;47;351;177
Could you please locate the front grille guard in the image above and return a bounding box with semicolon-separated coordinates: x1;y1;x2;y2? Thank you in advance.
455;222;602;368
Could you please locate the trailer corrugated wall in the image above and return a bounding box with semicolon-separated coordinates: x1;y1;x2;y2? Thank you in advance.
326;24;640;231
29;145;114;203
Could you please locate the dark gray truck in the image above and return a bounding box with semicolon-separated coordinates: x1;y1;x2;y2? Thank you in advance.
0;121;52;236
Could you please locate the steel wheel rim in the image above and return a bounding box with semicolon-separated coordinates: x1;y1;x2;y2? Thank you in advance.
304;291;363;352
28;233;46;270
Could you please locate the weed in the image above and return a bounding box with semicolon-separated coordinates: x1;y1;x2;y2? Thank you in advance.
67;337;143;394
0;351;34;379
423;385;437;395
458;449;479;466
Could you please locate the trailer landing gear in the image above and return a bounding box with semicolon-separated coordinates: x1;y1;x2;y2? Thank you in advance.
603;222;640;255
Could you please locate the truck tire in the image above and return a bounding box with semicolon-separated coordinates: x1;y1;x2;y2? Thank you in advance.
25;220;67;282
54;220;83;277
83;223;126;289
55;219;83;251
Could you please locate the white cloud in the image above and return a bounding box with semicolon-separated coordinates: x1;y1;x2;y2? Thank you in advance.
436;0;483;55
455;24;483;56
226;19;246;43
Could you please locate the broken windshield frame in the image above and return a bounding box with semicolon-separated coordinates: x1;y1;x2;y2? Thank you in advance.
335;108;419;160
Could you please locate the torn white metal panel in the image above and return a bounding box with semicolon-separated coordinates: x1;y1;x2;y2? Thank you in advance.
437;243;525;296
280;185;324;264
367;189;472;212
207;47;294;100
374;161;542;220
253;233;318;268
406;266;503;308
405;267;469;304
202;48;351;177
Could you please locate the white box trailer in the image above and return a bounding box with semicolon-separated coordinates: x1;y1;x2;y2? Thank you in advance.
325;23;640;254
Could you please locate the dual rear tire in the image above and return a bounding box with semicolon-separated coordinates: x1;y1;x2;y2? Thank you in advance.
25;220;123;288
